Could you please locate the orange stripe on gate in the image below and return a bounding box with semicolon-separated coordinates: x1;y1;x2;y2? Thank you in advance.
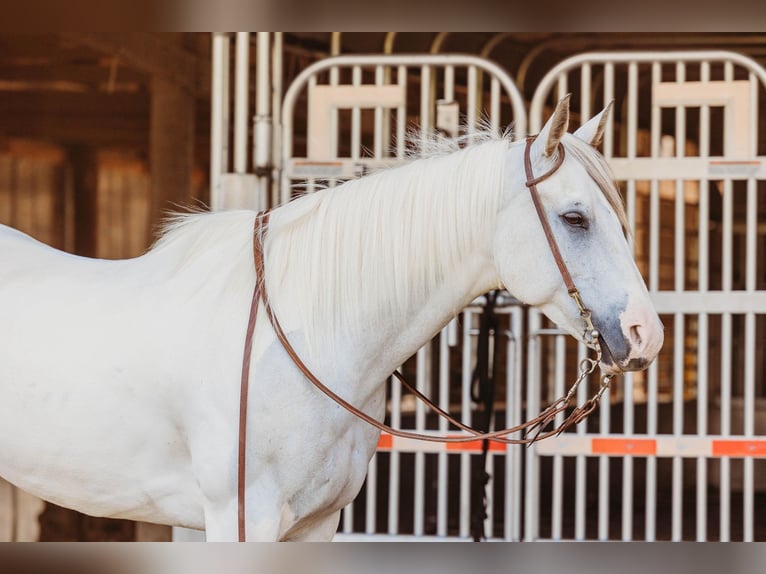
591;438;657;456
377;434;393;450
446;439;507;453
712;440;766;458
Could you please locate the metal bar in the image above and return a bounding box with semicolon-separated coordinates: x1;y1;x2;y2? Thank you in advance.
551;335;566;540
388;371;401;535
490;77;500;133
581;63;591;119
696;59;711;543
270;32;283;208
420;65;432;136
210;33;230;211
557;74;568;110
575;342;588;540
437;327;450;537
603;63;614;158
467;66;477;135
742;70;759;543
719;60;734;543
397;65;406;159
254;32;271;208
233;32;250;175
621;60;639;542
670;60;686;542
507;308;523;541
351;66;362;161
366;454;377;534
414;345;427;536
460;311;473;538
525;310;542;540
374;65;385;159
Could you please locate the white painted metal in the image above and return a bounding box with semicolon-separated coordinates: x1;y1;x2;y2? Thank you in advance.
209;33;270;212
529;50;766;542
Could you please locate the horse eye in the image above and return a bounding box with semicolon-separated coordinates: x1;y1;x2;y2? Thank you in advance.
562;211;588;229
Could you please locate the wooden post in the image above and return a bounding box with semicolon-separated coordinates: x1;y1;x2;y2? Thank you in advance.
148;75;195;244
68;145;99;257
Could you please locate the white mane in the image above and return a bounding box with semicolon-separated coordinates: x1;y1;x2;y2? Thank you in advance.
262;133;511;352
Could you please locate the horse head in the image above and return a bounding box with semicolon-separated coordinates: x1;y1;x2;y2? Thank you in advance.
495;96;663;375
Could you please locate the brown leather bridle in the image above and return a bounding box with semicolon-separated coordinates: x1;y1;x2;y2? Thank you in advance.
235;135;614;541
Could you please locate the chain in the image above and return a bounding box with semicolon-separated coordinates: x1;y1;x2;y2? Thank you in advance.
523;289;614;443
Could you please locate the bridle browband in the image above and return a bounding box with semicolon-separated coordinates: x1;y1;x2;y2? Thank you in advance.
235;135;615;541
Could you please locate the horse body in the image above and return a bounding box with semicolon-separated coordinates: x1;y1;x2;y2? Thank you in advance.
0;99;663;541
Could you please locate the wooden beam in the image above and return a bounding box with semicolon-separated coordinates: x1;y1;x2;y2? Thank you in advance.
60;33;198;94
149;75;195;241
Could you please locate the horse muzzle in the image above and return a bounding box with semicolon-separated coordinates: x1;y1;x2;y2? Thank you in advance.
595;306;664;376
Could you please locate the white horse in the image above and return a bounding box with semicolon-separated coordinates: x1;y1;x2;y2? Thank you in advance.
0;97;662;541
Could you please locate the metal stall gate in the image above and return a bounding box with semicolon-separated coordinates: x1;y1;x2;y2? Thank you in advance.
527;51;766;541
279;54;528;540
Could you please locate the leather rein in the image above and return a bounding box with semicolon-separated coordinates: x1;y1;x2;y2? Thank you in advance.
235;135;614;540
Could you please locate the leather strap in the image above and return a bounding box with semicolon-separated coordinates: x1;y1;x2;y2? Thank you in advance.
237;210;270;542
523;136;576;295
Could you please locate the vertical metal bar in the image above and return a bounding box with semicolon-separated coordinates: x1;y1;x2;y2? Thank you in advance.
580;63;591;119
622;60;639;542
388;372;401;535
507;308;523;541
270;32;282;208
696;59;711;543
233;32;250;175
557;74;568;108
437;327;450;538
671;60;686;543
396;66;407;159
414;345;427;536
645;61;661;541
366;455;377;534
253;32;271;210
524;309;542;541
490;77;501;133
718;56;735;544
467;66;477;135
460;311;473;538
742;71;758;543
575;342;588;540
374;65;385;159
420;65;432;136
210;33;230;211
351;66;362;161
603;63;615;158
444;65;455;101
551;335;566;540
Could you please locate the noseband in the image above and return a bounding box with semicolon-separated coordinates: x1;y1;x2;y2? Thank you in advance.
235;136;615;540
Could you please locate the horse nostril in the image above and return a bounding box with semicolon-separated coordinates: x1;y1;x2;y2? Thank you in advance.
630;325;643;349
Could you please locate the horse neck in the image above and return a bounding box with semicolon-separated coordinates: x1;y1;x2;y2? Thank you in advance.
263;143;506;376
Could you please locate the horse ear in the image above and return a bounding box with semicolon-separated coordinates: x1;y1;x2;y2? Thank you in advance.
534;94;571;157
573;99;614;148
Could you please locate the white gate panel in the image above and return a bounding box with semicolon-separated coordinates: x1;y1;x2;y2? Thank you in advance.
280;55;528;541
529;50;766;541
